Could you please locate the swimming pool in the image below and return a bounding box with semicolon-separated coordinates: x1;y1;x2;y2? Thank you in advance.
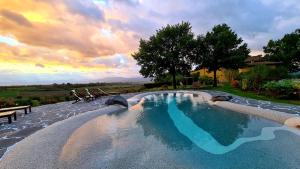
57;93;300;169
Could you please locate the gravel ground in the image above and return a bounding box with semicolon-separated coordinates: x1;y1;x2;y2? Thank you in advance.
1;90;300;158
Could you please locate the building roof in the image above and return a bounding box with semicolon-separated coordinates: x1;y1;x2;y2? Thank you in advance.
244;55;281;66
245;55;265;63
247;61;282;66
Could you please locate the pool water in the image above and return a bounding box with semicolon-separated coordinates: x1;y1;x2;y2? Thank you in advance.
58;93;300;169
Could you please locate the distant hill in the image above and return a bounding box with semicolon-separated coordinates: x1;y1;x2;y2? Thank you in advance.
98;77;151;83
0;76;152;86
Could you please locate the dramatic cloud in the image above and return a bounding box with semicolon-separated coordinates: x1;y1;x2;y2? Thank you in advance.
0;0;300;85
0;9;32;27
64;0;105;21
35;63;45;68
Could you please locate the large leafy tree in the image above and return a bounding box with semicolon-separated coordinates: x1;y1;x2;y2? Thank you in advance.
194;24;250;87
132;22;196;89
263;29;300;72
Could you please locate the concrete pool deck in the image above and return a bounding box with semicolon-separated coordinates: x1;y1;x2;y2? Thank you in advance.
1;90;300;168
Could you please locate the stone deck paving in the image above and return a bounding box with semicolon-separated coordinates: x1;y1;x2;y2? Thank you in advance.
1;90;300;159
204;90;300;115
0;93;137;158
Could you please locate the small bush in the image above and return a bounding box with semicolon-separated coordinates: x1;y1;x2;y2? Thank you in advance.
64;96;71;101
241;65;271;91
199;76;213;85
31;100;41;107
191;72;200;82
16;98;31;106
0;98;6;108
263;79;300;99
0;98;16;108
16;95;22;99
241;79;248;90
268;66;289;80
231;80;239;88
192;82;201;89
160;84;169;90
263;80;295;92
239;65;288;91
29;96;41;101
224;69;239;82
39;96;60;104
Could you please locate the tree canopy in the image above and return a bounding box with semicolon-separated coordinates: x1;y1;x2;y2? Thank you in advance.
132;22;196;89
194;24;250;87
263;29;300;72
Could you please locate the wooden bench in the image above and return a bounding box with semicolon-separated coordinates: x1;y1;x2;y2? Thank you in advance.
0;111;17;124
0;105;31;115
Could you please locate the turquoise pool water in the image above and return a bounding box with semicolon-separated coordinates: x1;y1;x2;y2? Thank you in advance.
58;93;300;169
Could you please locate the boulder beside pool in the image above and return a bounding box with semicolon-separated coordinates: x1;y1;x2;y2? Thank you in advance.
211;95;233;102
105;95;128;107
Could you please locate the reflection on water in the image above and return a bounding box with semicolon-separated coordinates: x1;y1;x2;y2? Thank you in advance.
136;94;193;150
176;94;250;146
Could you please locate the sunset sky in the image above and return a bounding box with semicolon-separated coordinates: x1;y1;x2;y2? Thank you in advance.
0;0;300;85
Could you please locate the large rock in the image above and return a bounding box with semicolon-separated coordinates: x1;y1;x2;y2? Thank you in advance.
105;95;128;107
211;95;233;102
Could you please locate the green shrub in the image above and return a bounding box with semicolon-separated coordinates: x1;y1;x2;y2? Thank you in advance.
39;96;60;104
31;100;41;107
246;65;270;90
294;81;300;89
224;69;239;82
0;98;5;108
64;96;71;101
240;65;288;91
16;95;22;99
160;84;169;90
29;96;41;101
263;79;300;99
191;71;200;82
199;76;213;85
2;98;16;107
241;79;248;90
268;66;289;80
16;98;31;106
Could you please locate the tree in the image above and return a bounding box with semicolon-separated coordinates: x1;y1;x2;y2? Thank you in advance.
194;24;250;87
132;22;196;89
263;29;300;72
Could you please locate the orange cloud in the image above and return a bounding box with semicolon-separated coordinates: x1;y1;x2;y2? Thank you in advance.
0;0;142;85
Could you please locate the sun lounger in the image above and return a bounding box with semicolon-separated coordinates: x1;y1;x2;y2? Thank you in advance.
85;88;95;100
71;89;94;104
88;88;105;98
71;90;83;104
97;88;120;96
0;111;17;124
0;105;31;115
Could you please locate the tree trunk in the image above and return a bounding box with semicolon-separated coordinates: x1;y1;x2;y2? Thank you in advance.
171;65;177;89
213;68;217;87
213;56;218;87
172;71;177;89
